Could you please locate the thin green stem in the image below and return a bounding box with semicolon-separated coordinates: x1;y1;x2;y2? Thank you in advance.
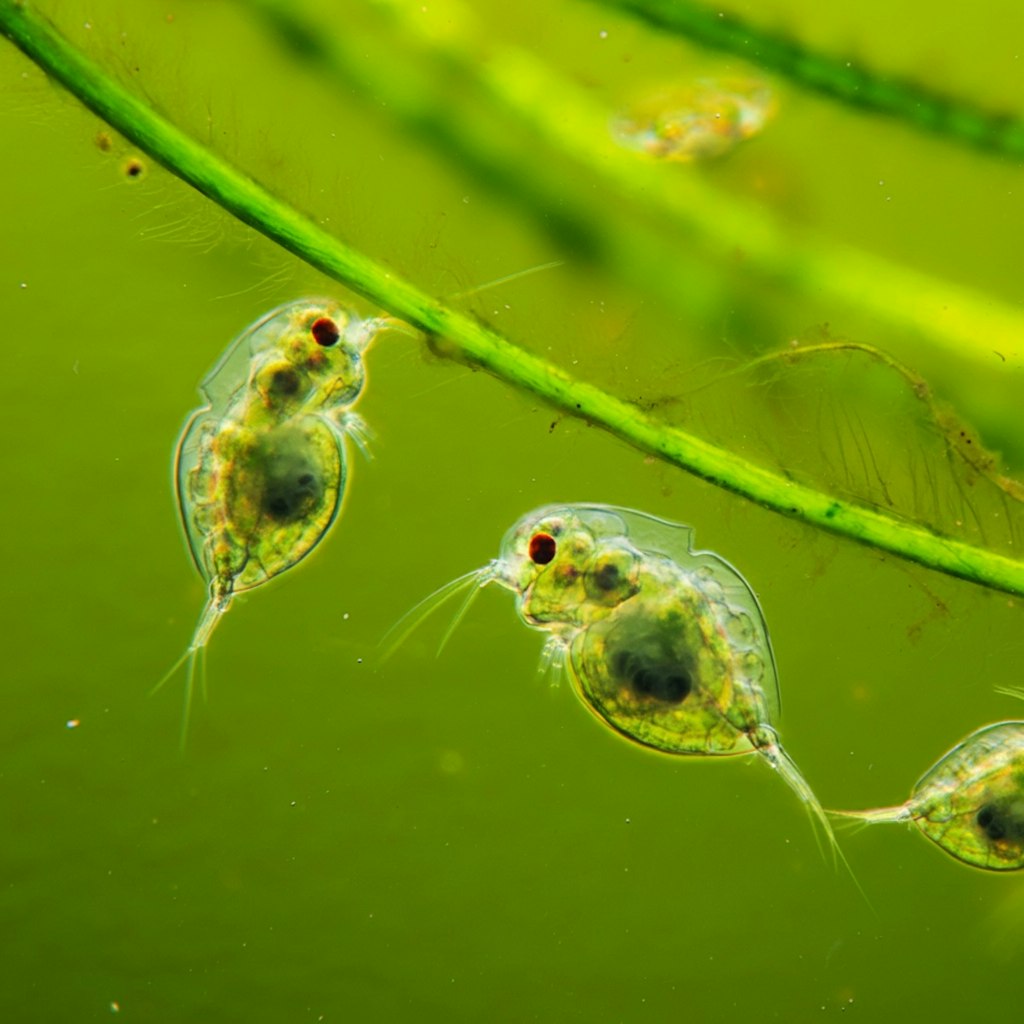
592;0;1024;160
3;0;1024;597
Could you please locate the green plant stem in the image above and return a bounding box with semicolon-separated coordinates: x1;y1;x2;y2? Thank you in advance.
3;0;1024;598
592;0;1024;160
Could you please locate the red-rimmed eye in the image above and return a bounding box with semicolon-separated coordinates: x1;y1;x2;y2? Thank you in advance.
310;316;340;347
528;532;557;565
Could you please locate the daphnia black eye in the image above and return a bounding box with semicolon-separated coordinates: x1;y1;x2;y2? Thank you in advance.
310;316;341;347
528;532;557;565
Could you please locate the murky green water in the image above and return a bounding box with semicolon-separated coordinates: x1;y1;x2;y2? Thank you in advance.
3;2;1023;1021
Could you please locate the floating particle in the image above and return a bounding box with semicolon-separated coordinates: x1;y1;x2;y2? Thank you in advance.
122;156;146;180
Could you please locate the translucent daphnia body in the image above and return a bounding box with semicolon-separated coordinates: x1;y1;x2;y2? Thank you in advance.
611;77;775;162
390;503;839;855
832;721;1024;871
158;298;389;726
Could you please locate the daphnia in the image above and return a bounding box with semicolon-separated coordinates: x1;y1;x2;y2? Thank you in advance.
832;719;1024;871
389;503;840;857
157;299;391;731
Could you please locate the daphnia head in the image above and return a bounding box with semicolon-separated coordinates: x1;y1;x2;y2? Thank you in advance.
493;504;642;629
243;298;392;420
380;503;645;664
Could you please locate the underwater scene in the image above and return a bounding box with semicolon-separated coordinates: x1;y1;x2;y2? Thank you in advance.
2;0;1023;1020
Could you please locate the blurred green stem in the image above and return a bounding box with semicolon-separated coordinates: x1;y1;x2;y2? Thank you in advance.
358;0;1024;369
3;0;1024;597
592;0;1024;159
238;0;725;328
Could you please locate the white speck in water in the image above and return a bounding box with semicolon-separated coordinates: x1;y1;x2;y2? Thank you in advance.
599;29;608;39
66;719;80;729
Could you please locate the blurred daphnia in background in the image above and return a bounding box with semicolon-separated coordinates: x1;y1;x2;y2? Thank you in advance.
611;77;776;162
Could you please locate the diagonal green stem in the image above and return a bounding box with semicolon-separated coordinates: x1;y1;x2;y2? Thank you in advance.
592;0;1024;160
3;0;1024;597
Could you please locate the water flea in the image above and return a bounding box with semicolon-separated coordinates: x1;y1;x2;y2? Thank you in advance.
392;503;841;862
612;77;775;162
832;721;1024;871
155;299;389;741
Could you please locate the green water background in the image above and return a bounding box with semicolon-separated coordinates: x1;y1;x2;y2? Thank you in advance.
2;1;1023;1020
